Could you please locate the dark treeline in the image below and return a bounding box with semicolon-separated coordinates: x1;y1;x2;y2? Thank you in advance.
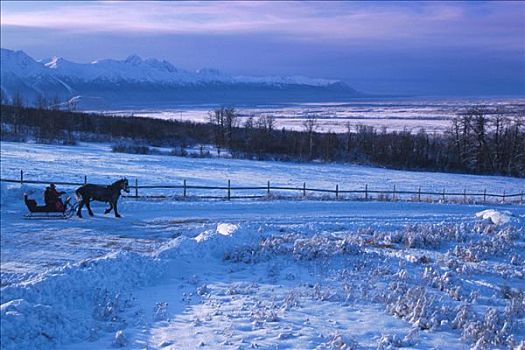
1;103;524;177
0;103;213;148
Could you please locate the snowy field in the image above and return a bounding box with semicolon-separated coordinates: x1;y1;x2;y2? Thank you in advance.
100;97;525;133
1;141;523;199
1;140;525;349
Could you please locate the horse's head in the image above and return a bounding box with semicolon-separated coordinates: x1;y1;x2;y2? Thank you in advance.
118;178;130;193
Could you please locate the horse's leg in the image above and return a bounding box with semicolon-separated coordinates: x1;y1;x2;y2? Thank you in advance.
86;199;94;217
77;199;84;218
104;202;113;215
113;200;121;218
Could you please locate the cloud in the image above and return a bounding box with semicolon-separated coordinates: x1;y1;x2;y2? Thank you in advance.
1;1;523;49
1;1;523;95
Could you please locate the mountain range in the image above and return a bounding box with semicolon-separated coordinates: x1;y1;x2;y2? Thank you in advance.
0;48;363;109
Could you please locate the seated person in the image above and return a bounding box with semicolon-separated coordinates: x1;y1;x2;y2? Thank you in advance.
44;183;66;211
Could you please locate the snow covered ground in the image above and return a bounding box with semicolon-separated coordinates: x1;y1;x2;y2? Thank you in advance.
1;141;524;349
1;141;523;200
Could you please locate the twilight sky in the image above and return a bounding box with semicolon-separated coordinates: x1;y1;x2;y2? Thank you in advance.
1;1;524;96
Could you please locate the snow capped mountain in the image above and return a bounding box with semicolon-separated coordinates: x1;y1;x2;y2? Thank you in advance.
37;53;337;86
1;48;362;108
1;49;48;78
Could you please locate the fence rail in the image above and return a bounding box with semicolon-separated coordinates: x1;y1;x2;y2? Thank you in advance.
1;170;523;204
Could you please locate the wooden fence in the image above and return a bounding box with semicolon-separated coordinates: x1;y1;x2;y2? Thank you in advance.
1;170;523;204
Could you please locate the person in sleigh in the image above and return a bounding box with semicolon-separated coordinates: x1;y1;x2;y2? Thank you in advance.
44;183;66;212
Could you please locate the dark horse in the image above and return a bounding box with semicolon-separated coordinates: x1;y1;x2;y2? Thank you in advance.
76;178;130;218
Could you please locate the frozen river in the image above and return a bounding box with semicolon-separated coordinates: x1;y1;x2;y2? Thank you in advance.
97;97;525;133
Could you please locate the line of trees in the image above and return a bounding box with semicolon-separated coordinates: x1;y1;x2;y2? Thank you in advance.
207;107;524;177
1;102;524;177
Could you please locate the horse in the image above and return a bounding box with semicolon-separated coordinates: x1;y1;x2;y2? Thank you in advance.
76;178;130;218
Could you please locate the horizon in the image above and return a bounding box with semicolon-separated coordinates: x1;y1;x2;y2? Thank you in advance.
1;1;524;97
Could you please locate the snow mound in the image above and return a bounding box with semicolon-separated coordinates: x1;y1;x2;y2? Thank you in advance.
0;222;263;349
0;183;38;208
194;223;239;242
216;223;238;236
475;209;512;225
0;250;167;350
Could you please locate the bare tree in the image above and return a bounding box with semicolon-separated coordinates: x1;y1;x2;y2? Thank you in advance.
302;115;318;159
209;108;225;149
256;115;275;132
11;92;24;134
35;95;48;110
224;107;238;148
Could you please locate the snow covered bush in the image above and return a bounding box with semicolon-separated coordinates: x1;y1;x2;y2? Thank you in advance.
292;234;361;261
504;290;525;318
112;330;127;347
196;284;211;296
461;307;515;348
451;302;521;348
422;267;463;300
111;142;153;155
153;302;168;321
227;282;258;296
282;289;302;311
450;236;511;263
402;225;442;249
383;282;451;331
322;333;360;350
376;333;404;349
249;302;279;323
224;233;361;264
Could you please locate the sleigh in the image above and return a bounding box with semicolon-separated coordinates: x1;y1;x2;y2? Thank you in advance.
24;194;78;219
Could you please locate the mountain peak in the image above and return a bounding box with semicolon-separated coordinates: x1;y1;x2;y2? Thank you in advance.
0;48;47;77
143;58;177;73
44;56;62;69
1;48;35;65
124;54;143;65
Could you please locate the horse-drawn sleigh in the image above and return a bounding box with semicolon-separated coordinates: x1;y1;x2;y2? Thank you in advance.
24;178;130;219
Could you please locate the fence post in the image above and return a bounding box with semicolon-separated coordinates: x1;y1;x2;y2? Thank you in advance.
303;182;306;197
393;185;396;201
20;170;24;185
365;184;368;200
84;175;87;185
336;184;339;199
227;179;231;200
463;188;466;203
418;186;421;202
183;179;187;198
483;189;486;203
502;191;505;203
521;191;523;204
267;181;270;197
442;188;445;202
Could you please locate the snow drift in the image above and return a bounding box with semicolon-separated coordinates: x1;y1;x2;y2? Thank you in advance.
476;209;512;225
